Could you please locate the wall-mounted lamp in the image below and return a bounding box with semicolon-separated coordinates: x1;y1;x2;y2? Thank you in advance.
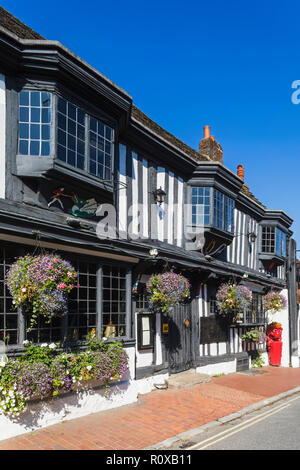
248;232;257;243
153;187;167;205
149;248;158;259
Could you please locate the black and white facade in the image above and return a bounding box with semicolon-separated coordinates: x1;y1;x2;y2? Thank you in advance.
0;8;298;398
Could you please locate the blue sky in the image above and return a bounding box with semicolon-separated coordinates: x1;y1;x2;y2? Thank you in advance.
2;0;300;248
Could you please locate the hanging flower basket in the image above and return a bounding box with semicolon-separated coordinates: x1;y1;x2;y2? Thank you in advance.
263;291;287;314
146;272;190;315
216;283;252;320
6;254;78;331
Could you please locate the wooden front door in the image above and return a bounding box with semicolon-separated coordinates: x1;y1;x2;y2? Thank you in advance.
166;303;193;373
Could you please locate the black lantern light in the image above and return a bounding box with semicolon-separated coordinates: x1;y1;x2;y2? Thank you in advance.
153;187;166;205
248;232;257;243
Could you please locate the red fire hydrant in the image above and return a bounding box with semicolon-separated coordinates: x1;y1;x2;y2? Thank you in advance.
266;322;283;366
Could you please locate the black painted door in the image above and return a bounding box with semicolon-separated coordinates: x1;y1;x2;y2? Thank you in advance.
166;303;193;374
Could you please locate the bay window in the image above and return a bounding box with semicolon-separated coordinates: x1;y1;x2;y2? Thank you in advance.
18;90;114;183
261;226;287;258
191;187;234;233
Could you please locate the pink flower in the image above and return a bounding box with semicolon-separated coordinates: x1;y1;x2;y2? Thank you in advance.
57;283;66;290
77;284;80;288
50;276;56;281
53;258;58;263
69;284;74;290
48;264;54;270
67;272;73;278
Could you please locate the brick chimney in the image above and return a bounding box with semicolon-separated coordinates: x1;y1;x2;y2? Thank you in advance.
198;126;223;164
237;164;244;180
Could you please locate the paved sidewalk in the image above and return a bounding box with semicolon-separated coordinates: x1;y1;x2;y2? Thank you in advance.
0;366;300;450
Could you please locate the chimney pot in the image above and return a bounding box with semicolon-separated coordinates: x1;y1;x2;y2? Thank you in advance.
237;164;244;180
203;125;210;139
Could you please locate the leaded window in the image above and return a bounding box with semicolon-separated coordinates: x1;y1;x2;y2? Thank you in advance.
102;266;127;337
192;187;210;225
213;189;224;229
225;197;234;233
57;98;86;170
276;228;287;257
18;90;52;156
191;187;234;232
0;247;18;346
261;226;287;257
89;117;113;180
0;244;131;347
67;261;97;341
18;91;114;182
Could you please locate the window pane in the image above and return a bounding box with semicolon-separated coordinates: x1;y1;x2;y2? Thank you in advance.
102;265;127;338
30;141;40;155
191;187;211;226
18;90;52;157
41;141;50;156
19;139;28;155
57;99;86;171
30;91;40;107
19;123;29;139
19;91;29;106
88;116;113;181
213;189;224;229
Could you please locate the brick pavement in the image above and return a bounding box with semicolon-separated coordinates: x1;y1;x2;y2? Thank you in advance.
0;366;300;450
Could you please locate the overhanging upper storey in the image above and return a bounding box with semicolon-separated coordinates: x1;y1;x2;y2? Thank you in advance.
0;26;133;194
186;162;244;254
259;210;293;267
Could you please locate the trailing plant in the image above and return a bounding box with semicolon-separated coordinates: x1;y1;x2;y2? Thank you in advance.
251;350;265;368
146;272;190;314
6;254;78;331
0;335;129;417
216;283;252;315
263;291;287;314
242;329;266;344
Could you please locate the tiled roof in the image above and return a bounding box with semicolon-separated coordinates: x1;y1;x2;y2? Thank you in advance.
0;6;44;39
131;105;209;162
240;183;266;209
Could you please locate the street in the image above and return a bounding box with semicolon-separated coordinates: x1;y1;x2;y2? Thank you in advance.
176;393;300;450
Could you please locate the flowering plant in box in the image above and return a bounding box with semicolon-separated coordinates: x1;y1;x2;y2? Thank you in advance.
216;283;252;315
242;329;266;343
146;272;190;314
6;254;78;330
0;336;129;417
263;291;287;313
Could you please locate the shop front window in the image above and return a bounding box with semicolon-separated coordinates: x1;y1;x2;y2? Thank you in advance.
0;244;131;348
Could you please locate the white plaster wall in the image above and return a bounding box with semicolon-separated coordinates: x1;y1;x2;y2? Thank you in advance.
0;74;5;199
135;373;169;396
196;360;237;376
155;313;163;365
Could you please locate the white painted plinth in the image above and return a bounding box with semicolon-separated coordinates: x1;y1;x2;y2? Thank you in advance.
0;378;138;442
196;360;237;376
